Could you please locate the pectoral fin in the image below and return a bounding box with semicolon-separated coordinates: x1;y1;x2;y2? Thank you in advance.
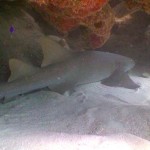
101;70;140;89
8;59;39;82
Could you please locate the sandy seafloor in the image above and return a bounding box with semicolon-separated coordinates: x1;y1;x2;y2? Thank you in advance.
0;2;150;149
1;76;150;149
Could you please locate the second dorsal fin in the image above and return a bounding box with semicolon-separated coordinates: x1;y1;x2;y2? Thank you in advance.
8;59;39;82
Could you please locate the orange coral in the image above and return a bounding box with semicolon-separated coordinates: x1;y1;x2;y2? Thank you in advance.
49;0;107;18
30;0;108;32
30;0;115;49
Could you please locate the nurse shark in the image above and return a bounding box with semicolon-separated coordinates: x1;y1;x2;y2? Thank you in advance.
0;36;139;101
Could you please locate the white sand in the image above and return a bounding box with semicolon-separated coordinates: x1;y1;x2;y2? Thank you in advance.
0;76;150;149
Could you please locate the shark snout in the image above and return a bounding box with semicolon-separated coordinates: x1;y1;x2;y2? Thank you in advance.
129;58;135;68
122;58;135;72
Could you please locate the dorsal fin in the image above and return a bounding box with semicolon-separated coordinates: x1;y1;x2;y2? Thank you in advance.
39;35;72;67
8;59;39;82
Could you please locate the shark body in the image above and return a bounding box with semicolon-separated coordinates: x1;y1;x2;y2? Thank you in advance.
0;51;139;100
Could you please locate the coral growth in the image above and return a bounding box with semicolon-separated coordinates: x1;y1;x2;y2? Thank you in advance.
126;0;150;14
30;0;115;49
